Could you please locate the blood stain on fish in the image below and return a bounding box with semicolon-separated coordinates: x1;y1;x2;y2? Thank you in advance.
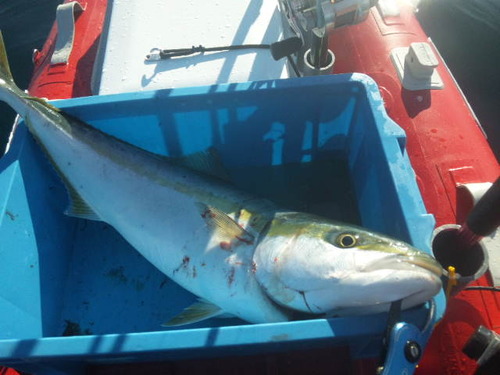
235;235;253;245
227;267;236;286
220;241;232;250
201;208;215;219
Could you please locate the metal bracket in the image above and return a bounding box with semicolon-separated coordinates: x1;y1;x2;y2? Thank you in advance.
51;1;84;65
379;301;437;374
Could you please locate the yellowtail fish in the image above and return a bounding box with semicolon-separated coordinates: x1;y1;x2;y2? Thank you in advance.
0;31;442;326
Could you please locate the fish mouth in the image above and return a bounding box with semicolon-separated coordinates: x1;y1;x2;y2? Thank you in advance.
404;254;444;278
365;251;443;279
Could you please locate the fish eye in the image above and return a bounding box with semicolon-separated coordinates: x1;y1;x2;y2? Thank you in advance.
336;233;358;248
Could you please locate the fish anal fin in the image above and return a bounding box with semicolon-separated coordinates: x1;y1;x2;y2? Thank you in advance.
161;300;223;327
171;147;231;182
196;202;254;248
64;184;101;221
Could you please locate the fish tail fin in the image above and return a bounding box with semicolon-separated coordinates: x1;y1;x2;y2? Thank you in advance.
0;30;16;88
0;30;60;113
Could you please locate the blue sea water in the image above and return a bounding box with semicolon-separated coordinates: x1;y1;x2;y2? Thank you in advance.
0;0;499;159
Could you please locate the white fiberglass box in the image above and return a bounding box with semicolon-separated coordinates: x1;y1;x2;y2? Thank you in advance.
95;0;289;94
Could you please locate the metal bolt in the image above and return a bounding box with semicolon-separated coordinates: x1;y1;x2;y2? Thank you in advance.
404;341;421;363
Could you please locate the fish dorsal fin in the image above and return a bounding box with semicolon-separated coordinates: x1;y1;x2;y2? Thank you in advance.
161;300;223;327
196;203;254;248
0;31;14;84
64;184;102;221
171;148;231;182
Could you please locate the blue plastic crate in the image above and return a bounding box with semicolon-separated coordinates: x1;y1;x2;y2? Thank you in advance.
0;74;445;373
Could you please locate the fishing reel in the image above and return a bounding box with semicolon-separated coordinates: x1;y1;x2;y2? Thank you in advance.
279;0;378;74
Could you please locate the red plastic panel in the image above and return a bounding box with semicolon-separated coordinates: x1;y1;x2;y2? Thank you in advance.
329;3;499;374
28;0;108;99
0;367;20;375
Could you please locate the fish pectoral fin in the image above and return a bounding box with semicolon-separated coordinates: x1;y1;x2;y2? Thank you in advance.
161;300;223;327
170;147;231;182
64;185;102;221
196;203;254;246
